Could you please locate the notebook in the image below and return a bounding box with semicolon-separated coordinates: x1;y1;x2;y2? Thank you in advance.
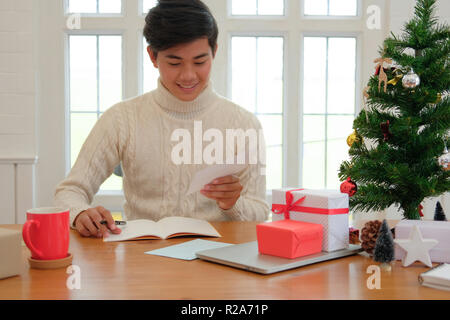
196;241;363;274
419;263;450;291
103;216;221;242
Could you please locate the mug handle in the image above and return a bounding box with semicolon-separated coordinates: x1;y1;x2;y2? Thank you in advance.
22;220;44;259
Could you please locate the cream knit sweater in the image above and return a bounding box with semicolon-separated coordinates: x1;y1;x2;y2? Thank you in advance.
54;79;270;227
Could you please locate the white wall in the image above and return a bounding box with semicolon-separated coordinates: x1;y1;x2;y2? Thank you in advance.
0;0;37;223
0;0;37;156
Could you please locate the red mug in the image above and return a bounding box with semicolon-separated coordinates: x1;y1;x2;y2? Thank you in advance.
22;207;70;260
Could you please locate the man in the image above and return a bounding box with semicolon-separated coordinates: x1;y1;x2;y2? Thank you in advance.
54;0;269;238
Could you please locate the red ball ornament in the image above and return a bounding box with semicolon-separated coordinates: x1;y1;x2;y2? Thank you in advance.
340;177;357;197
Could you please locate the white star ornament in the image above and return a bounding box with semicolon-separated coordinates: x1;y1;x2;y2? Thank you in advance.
394;225;438;268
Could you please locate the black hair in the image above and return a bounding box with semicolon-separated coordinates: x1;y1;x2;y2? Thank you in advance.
143;0;218;58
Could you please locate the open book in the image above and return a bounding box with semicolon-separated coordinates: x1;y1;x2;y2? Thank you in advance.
418;263;450;291
103;216;221;242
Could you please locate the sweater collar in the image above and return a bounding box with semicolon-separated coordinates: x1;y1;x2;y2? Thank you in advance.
153;77;215;114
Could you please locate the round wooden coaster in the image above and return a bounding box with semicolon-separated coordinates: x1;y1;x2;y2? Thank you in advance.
28;253;73;269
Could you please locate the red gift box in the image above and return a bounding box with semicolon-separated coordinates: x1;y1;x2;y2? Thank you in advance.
256;219;323;259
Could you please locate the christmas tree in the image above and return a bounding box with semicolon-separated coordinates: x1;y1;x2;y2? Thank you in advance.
434;201;447;220
339;0;450;220
373;220;395;268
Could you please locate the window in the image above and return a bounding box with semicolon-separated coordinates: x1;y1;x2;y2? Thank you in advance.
303;0;358;16
302;36;356;189
231;36;284;190
231;0;284;16
43;0;380;211
142;37;159;93
64;0;363;195
66;0;122;14
142;0;157;14
68;34;123;191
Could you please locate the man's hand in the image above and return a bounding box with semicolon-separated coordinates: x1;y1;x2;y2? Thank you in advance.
200;175;243;210
74;206;122;238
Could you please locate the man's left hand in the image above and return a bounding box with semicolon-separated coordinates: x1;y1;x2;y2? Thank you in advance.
200;175;243;210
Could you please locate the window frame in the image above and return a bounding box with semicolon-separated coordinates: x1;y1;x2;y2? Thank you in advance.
36;0;387;212
301;0;362;19
141;0;161;16
64;30;126;190
299;31;362;189
60;1;142;210
228;0;287;18
64;0;125;17
227;31;288;191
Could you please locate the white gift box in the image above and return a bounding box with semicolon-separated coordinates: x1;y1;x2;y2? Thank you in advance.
271;188;349;252
394;220;450;263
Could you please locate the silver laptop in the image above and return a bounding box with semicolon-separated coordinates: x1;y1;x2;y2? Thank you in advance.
196;241;363;274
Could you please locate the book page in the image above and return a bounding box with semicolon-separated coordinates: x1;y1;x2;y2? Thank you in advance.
157;216;221;239
103;219;159;242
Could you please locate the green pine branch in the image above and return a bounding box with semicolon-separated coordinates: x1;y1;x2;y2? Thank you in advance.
339;0;449;219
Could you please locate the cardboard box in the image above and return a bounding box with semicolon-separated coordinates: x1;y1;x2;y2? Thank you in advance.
256;219;323;259
0;228;22;279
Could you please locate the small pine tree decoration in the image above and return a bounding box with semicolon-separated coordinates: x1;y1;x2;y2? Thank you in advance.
339;0;450;220
434;201;447;221
373;220;395;270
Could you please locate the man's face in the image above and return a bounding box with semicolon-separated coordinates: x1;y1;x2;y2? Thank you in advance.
148;38;217;102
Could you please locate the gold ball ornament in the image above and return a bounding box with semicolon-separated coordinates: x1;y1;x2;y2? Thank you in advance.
347;130;362;147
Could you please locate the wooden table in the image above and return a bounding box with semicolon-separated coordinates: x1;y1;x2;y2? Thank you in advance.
0;222;449;300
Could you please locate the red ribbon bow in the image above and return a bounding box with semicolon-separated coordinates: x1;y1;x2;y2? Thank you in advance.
272;188;306;220
272;188;350;218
